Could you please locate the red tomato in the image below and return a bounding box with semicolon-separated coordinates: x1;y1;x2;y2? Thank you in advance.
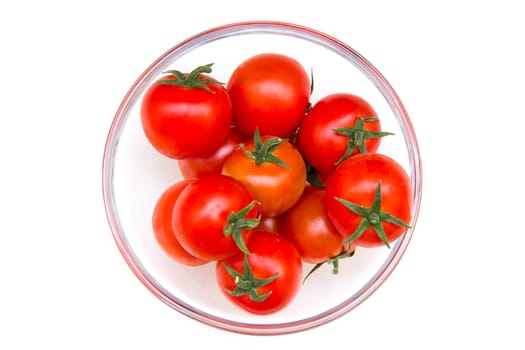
297;93;392;174
325;153;413;248
257;215;285;235
216;230;302;315
283;188;347;264
177;128;245;179
227;53;311;138
172;175;259;261
152;180;208;266
222;131;306;217
141;64;232;159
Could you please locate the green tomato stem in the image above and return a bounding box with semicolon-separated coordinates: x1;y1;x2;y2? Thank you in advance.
337;181;412;249
157;63;223;93
241;128;290;169
223;200;260;255
222;255;279;302
332;117;394;166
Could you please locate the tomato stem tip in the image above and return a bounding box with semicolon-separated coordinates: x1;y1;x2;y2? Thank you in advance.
222;255;279;302
332;117;394;166
223;200;260;255
157;63;224;92
241;128;290;169
302;245;356;284
336;182;411;249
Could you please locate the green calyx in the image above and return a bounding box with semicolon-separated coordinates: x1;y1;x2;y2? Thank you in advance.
303;245;355;284
332;117;394;166
157;63;223;93
336;181;411;249
305;162;325;189
241;128;290;168
222;255;279;302
223;200;260;255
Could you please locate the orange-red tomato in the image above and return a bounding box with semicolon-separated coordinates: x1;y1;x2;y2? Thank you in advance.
152;180;208;266
178;128;245;179
222;134;306;217
283;188;347;264
257;215;285;235
227;53;310;139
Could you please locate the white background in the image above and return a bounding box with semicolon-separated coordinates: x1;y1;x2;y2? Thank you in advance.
1;1;524;349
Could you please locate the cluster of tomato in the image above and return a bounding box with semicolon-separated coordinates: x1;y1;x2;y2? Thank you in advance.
140;53;413;315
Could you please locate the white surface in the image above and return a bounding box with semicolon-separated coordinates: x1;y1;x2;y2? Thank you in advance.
1;1;523;349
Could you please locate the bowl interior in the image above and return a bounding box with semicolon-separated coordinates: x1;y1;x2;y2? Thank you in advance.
103;22;421;335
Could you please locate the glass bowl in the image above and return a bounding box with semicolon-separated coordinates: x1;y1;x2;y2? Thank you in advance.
102;21;422;335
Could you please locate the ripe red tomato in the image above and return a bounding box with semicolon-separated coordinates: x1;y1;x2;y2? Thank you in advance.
297;93;392;174
227;53;311;139
257;215;285;235
325;153;413;248
222;130;306;217
283;188;347;264
216;230;302;315
172;174;259;261
177;128;245;179
152;180;208;266
141;64;232;159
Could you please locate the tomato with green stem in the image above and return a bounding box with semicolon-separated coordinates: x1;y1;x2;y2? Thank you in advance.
297;93;393;174
325;153;413;248
172;174;259;261
216;230;302;315
222;128;306;218
141;64;232;159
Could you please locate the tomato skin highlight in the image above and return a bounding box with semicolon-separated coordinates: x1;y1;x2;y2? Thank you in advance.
216;230;303;315
325;153;413;248
177;128;245;179
152;180;208;266
297;93;382;174
283;188;347;264
222;135;306;218
141;73;232;159
227;53;310;138
172;175;257;261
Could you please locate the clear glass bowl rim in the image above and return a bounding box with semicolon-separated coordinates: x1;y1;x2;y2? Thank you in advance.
102;20;423;336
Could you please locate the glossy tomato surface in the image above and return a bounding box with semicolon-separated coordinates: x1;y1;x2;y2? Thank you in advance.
222;134;306;217
257;215;285;235
178;128;245;179
216;230;302;315
152;179;208;266
283;188;347;264
227;53;310;139
172;174;258;260
325;153;413;248
297;93;385;174
141;72;232;159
